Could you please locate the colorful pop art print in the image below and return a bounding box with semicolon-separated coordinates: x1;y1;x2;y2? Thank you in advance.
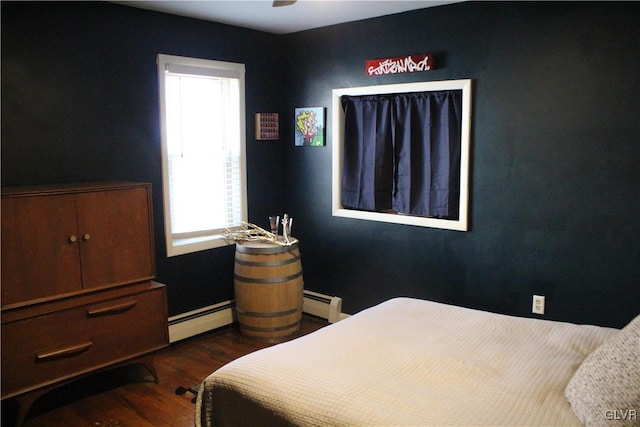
294;107;325;146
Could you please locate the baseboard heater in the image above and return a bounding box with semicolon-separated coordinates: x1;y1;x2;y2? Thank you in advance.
301;290;343;323
168;290;343;343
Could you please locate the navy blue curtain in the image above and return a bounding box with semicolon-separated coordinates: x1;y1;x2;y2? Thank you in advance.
341;90;462;219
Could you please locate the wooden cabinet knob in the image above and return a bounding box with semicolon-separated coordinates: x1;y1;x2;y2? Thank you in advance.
68;235;77;243
82;233;91;241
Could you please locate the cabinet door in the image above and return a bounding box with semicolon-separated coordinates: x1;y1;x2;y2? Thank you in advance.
76;186;154;289
1;195;83;304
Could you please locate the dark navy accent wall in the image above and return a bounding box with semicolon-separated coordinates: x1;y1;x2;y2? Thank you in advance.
282;2;640;328
2;2;639;328
1;1;287;315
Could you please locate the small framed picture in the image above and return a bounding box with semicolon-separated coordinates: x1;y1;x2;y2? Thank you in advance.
294;107;325;146
255;113;279;140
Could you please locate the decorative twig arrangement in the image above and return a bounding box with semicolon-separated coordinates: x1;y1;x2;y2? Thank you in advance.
223;221;295;246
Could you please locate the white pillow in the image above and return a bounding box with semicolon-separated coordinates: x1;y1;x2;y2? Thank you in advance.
565;313;640;426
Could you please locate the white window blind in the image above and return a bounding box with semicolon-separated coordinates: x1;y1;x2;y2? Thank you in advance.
158;54;247;256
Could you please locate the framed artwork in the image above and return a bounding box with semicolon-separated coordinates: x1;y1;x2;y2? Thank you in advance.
294;107;325;146
255;113;279;140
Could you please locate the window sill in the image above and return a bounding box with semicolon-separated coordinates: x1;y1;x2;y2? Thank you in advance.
167;234;233;257
332;207;468;232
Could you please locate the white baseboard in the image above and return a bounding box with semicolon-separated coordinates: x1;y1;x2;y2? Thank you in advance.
168;300;236;343
168;290;343;343
302;290;343;323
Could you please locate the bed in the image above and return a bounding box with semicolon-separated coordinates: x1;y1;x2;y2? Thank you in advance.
196;297;639;426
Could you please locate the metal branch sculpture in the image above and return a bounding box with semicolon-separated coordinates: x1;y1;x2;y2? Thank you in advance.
223;222;295;246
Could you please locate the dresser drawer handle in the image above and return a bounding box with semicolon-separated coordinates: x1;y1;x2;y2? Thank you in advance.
36;341;93;362
87;300;138;317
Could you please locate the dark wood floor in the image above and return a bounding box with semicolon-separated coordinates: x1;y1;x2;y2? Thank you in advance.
3;315;328;427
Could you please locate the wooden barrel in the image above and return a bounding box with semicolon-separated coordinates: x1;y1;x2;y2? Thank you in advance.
234;239;303;341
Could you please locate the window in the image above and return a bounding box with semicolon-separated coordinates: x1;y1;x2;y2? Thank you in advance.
157;54;247;256
332;80;472;231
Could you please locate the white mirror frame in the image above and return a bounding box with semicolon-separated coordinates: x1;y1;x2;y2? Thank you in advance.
332;79;472;231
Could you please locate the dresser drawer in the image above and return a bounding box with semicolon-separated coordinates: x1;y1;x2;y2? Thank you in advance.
1;285;168;397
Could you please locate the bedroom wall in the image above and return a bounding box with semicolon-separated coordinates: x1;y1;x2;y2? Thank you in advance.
1;1;287;315
282;1;640;328
2;2;638;329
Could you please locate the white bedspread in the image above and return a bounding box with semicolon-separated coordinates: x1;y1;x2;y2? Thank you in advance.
196;298;618;426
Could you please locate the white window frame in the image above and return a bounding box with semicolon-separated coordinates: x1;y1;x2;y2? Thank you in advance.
157;54;247;257
332;79;472;231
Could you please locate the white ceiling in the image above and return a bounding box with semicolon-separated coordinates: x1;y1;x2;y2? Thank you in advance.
115;0;460;34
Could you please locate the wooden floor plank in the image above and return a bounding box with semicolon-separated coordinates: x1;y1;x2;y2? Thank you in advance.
2;315;327;427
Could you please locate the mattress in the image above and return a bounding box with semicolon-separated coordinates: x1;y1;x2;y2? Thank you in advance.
196;297;618;426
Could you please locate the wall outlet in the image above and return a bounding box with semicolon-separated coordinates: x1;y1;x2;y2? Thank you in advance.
532;295;545;315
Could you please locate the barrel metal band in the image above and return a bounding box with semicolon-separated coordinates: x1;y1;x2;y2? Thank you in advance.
235;241;298;254
235;254;300;267
240;320;301;332
236;305;302;318
234;270;303;284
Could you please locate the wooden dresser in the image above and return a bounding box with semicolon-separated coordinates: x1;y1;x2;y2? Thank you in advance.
1;182;169;425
